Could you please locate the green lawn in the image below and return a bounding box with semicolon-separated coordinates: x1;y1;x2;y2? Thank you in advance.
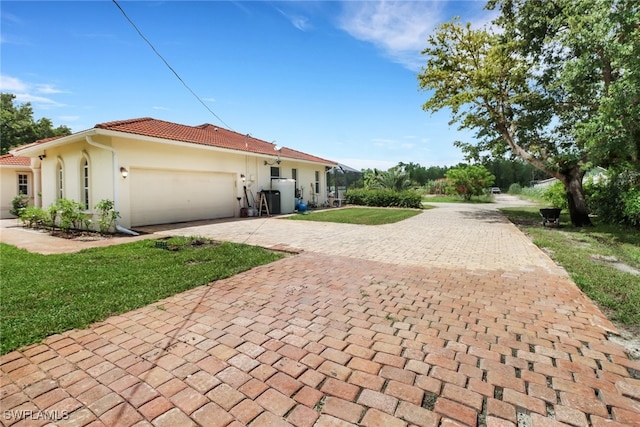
500;206;640;331
286;207;424;225
0;237;283;355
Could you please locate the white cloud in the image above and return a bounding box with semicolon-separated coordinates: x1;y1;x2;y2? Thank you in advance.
0;74;28;92
152;106;171;111
35;84;66;94
337;1;445;71
275;6;311;31
15;93;65;108
0;75;67;107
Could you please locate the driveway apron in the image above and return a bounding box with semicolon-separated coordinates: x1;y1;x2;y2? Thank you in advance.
2;199;639;427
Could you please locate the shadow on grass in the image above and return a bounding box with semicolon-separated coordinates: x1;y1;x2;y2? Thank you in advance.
501;207;640;247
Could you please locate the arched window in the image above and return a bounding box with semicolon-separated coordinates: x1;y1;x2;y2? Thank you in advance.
56;159;64;199
81;155;90;210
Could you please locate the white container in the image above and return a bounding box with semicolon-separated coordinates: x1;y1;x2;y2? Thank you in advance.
272;179;296;214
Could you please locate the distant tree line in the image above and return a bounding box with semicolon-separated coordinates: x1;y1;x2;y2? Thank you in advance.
352;160;548;191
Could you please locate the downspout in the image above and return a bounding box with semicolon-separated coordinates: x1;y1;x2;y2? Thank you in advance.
85;135;139;235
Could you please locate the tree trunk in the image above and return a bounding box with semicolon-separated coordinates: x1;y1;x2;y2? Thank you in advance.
561;167;592;227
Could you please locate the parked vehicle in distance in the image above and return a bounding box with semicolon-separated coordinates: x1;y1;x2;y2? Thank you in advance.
490;187;501;194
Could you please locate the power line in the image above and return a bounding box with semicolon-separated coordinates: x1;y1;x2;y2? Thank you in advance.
111;0;233;130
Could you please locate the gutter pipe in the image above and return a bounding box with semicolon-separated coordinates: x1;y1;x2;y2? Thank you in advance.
85;135;139;236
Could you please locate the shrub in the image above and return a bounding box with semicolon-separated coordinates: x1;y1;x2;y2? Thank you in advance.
50;198;88;233
9;194;29;217
444;165;495;200
95;199;120;234
587;169;640;227
424;179;447;195
344;189;422;208
19;206;50;229
508;183;522;194
542;181;568;210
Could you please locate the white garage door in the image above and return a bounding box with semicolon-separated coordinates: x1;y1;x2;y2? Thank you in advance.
130;168;235;226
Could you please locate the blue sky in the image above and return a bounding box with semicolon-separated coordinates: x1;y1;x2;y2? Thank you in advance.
1;1;495;170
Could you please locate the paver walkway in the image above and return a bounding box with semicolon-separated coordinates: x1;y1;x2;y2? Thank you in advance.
2;197;639;427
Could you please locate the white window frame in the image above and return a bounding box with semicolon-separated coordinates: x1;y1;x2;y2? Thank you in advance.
17;173;30;196
57;159;64;199
81;155;90;210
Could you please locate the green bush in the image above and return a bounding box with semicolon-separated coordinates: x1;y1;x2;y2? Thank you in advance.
344;189;422;208
424;179;447;195
623;188;640;226
542;181;568;210
95;199;120;234
587;170;640;227
445;165;495;200
49;198;89;233
9;194;29;217
508;183;522;194
19;206;50;229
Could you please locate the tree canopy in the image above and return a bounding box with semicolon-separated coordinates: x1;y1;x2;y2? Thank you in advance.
418;0;639;226
363;166;413;192
445;164;495;200
0;93;72;155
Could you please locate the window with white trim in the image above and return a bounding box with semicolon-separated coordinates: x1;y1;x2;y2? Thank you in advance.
17;174;29;196
314;171;320;194
81;157;90;210
57;161;64;199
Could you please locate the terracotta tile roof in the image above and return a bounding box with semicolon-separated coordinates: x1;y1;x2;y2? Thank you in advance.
0;154;31;166
96;118;336;165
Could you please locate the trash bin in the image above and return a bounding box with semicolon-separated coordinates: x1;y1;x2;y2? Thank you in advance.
261;190;281;214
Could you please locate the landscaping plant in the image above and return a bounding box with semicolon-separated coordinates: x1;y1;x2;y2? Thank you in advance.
9;194;29;217
95;199;120;233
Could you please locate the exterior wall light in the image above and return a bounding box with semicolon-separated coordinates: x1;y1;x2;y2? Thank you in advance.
241;174;246;182
120;167;128;178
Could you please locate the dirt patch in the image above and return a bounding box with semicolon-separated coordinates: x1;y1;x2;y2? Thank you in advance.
591;254;640;276
610;325;640;361
50;230;121;241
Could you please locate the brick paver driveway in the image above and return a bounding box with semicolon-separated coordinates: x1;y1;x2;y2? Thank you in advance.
2;197;639;426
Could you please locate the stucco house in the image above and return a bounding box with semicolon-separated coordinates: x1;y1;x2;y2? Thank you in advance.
0;154;34;218
8;117;336;229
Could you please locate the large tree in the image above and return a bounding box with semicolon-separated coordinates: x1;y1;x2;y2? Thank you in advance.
418;0;639;226
445;164;495;200
0;93;72;155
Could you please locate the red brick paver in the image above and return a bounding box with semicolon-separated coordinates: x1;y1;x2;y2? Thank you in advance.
1;201;638;426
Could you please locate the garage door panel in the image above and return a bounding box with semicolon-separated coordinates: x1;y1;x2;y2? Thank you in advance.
130;168;235;226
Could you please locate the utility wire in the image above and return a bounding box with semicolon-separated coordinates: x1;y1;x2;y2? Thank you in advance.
112;0;233;130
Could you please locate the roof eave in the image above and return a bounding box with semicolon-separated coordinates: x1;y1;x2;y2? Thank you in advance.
11;127;338;168
10;129;98;157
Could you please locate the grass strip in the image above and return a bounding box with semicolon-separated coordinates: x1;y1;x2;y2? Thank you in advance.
286;207;423;225
0;237;283;354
